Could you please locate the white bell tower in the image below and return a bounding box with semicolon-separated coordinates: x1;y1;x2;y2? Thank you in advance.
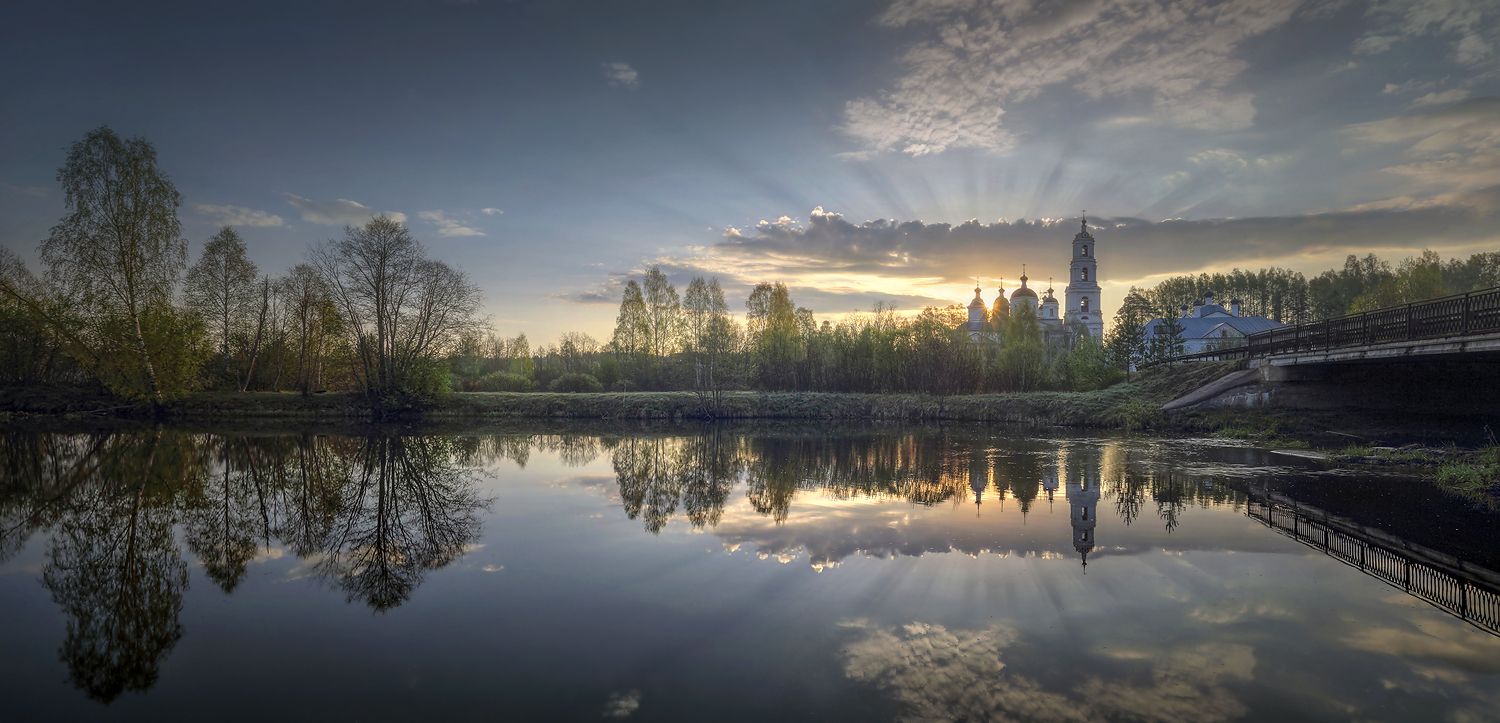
1064;212;1103;339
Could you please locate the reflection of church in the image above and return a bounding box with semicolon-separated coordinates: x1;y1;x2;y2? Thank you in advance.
968;443;1101;569
1066;449;1100;570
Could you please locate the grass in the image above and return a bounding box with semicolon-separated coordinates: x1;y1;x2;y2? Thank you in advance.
1435;446;1500;510
0;361;1243;430
1204;416;1312;449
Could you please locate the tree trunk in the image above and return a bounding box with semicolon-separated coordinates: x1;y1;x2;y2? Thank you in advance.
241;279;269;392
132;308;163;406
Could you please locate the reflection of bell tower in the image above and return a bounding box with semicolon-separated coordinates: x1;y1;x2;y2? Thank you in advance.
969;450;989;516
1066;447;1101;569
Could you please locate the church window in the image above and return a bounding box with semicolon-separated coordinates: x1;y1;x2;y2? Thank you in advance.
1081;297;1090;312
1080;268;1089;281
1082;245;1088;257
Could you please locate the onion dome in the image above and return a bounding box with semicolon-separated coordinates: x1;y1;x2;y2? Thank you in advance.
968;286;985;309
1010;272;1038;301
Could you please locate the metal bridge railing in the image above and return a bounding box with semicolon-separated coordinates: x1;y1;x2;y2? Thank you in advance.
1247;494;1500;636
1162;286;1500;363
1246;286;1500;358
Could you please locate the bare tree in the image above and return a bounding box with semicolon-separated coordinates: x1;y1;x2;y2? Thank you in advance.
40;127;186;404
311;216;481;407
184;226;257;376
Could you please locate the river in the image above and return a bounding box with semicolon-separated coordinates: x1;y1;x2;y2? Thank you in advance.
1;423;1497;721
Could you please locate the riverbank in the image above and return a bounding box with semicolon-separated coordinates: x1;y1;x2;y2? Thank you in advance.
3;369;1497;508
1;362;1239;427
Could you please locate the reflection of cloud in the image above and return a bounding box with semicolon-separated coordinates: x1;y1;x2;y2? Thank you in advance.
481;563;504;573
1188;600;1294;625
602;689;640;718
1344;620;1500;676
840;619;1253;722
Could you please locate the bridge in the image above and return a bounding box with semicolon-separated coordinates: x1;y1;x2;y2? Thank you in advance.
1171;286;1500;366
1161;287;1500;415
1247;486;1500;636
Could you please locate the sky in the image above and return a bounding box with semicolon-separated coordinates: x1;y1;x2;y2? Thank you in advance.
2;0;1499;343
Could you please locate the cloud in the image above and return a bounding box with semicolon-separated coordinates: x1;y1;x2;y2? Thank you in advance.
1410;88;1472;107
602;690;640;718
283;193;406;225
689;192;1500;294
1344;97;1500;195
480;207;504;216
418;210;486;237
602;61;640;89
842;0;1300;156
1357;0;1497;66
192;203;285;228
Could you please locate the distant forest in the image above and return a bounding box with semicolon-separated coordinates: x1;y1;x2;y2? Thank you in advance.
3;127;1496;406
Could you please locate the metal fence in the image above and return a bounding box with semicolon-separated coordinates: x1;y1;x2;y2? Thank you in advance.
1248;495;1500;636
1167;286;1500;362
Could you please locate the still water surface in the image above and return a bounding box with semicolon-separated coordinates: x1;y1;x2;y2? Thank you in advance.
1;424;1498;721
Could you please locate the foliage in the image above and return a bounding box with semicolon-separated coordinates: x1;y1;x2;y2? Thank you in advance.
40;126;188;403
1435;446;1500;511
549;372;604;393
184;225;258;378
471;371;535;392
311;216;481;409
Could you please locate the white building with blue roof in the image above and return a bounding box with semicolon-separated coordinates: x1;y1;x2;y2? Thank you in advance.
1143;290;1284;355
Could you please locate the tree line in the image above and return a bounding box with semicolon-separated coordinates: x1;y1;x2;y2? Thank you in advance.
1102;249;1500;371
438;267;1125;397
6;128;1497;404
0;127;481;410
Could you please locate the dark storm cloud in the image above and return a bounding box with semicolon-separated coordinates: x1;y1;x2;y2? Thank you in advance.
708;190;1500;284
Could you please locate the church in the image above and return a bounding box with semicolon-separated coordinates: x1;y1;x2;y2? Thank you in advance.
962;215;1104;345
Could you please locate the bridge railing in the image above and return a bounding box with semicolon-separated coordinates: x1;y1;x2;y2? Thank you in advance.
1245;286;1500;358
1247;492;1500;636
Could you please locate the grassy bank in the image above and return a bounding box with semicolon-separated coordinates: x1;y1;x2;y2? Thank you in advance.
3;361;1236;427
1436;446;1500;511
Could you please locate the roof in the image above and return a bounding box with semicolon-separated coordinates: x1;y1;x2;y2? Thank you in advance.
1010;286;1038;300
1145;314;1283;339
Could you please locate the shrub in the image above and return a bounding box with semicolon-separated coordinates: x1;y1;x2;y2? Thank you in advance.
549;372;603;393
471;371;534;392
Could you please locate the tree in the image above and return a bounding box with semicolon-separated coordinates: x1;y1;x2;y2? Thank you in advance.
610;280;649;389
684;277;733;404
184;226;258;378
39;127;187;404
641;266;682;359
747;282;805;389
281;264;341;395
1106;288;1152;377
1148;311;1185;365
311;216;482;409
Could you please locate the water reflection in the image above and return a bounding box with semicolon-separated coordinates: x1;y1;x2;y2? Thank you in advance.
0;430;486;703
592;429;1250;569
1;425;1498;716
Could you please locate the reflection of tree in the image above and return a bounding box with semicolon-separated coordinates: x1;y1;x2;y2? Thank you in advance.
679;429;736;529
316;436;485;611
0;432;113;564
183;437;261;593
610;429;739;533
40;432;192;703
